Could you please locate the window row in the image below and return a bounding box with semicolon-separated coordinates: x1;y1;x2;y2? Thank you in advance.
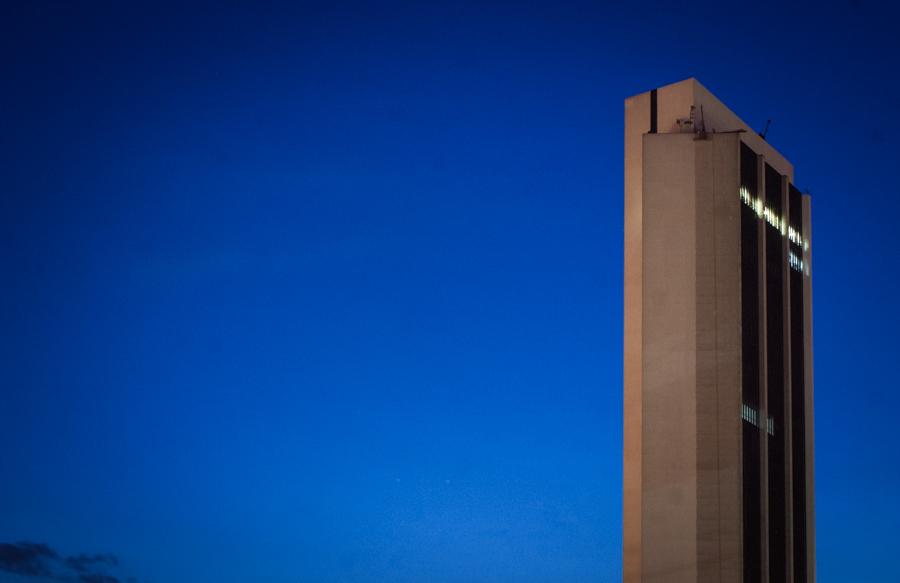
742;403;775;436
739;186;809;252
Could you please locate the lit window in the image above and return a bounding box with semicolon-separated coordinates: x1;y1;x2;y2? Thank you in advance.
739;187;810;256
741;403;775;436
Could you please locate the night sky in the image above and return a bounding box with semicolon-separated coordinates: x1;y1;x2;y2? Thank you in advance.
2;1;899;582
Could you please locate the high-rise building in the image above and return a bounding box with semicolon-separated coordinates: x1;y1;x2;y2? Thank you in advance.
623;78;814;583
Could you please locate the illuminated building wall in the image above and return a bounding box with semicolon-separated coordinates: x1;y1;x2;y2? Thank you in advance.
624;78;815;583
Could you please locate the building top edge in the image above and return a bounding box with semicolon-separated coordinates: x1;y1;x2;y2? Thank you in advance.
625;78;794;180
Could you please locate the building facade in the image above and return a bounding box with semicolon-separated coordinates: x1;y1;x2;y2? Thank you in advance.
623;79;814;583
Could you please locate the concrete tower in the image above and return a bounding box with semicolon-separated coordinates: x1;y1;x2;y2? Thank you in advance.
623;78;814;583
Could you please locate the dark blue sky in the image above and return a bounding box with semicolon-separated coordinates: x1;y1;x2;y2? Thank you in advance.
2;1;899;582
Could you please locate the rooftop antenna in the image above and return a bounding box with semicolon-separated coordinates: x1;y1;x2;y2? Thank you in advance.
696;105;708;140
759;119;771;140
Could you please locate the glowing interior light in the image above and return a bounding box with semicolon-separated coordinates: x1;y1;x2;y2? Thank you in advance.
741;403;775;436
739;186;811;256
789;251;804;273
741;403;759;426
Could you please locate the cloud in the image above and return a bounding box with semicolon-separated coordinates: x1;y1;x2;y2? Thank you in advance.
0;542;59;577
74;576;120;583
65;554;118;574
0;542;134;583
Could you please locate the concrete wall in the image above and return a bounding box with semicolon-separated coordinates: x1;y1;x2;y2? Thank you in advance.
634;132;743;583
641;132;699;583
802;195;816;583
694;133;742;583
623;89;649;583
